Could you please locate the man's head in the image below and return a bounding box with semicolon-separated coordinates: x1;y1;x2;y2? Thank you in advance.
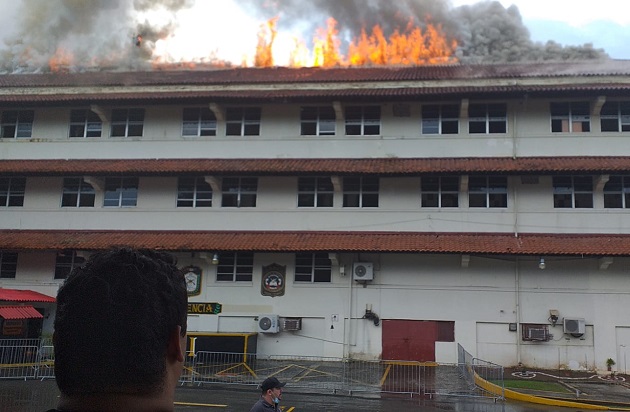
54;247;187;398
260;377;285;404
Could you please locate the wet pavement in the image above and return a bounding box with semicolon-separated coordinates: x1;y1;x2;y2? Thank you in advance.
0;379;616;412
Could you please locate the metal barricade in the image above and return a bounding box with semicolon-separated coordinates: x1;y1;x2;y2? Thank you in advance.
0;338;503;400
0;339;41;379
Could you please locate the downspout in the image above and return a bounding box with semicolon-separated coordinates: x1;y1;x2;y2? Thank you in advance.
344;264;353;359
515;257;522;365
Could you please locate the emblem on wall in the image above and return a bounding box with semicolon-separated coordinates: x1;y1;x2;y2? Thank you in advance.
261;263;286;297
183;266;202;296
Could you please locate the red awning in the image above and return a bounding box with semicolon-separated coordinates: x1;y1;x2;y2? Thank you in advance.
0;288;55;303
0;306;43;320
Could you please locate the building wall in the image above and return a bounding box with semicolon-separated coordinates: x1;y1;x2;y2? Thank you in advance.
2;93;630;371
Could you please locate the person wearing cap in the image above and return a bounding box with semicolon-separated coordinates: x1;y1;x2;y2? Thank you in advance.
249;376;286;411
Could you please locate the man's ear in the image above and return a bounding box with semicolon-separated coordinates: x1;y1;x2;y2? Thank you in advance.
167;325;185;362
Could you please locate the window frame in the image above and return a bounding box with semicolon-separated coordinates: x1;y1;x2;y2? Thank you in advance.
110;108;145;137
216;252;253;282
600;101;630;132
342;176;379;208
294;252;332;283
468;176;508;208
421;176;459;208
177;176;213;208
603;175;630;208
1;110;34;138
552;175;593;209
54;250;86;280
103;177;139;208
69;109;102;138
182;107;217;137
550;102;591;133
221;177;258;207
0;177;26;207
225;107;261;136
0;251;18;279
297;177;334;208
421;104;459;135
344;105;381;136
61;177;96;208
300;106;336;136
468;103;507;134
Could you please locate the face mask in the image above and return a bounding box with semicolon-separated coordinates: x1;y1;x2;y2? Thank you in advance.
272;396;280;404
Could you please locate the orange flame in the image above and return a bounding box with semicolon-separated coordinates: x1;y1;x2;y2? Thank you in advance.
49;47;74;72
252;16;457;68
254;16;278;67
348;19;457;66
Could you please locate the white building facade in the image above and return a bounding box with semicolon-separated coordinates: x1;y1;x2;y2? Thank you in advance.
1;62;630;372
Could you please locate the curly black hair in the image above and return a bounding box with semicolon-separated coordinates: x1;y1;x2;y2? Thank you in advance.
53;247;187;396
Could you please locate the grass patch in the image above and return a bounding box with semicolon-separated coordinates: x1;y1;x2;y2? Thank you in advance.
500;379;571;393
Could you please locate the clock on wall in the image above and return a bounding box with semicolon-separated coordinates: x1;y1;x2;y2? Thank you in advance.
183;266;202;296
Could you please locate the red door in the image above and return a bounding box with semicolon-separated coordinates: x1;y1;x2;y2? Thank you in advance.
382;320;438;361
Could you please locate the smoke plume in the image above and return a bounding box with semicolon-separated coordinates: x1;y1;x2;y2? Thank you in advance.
241;0;608;63
0;0;193;72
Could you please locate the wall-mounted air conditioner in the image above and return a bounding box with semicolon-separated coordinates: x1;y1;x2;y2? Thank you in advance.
527;327;549;341
353;262;374;281
257;314;280;333
563;318;586;337
281;317;302;331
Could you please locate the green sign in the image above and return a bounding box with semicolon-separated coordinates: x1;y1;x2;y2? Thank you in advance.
187;302;222;315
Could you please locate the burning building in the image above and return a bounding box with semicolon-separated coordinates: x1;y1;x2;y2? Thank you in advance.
1;60;630;374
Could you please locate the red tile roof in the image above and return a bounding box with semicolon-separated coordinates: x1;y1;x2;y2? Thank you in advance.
1;230;629;257
0;306;44;320
0;157;629;176
3;62;630;87
2;62;629;104
0;288;56;303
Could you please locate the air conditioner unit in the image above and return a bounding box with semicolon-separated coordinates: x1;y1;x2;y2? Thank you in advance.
353;262;374;281
257;314;280;334
563;318;586;337
282;317;302;331
527;327;549;342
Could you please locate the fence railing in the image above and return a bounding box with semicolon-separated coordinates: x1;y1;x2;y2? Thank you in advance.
0;338;54;380
0;339;503;399
458;343;505;400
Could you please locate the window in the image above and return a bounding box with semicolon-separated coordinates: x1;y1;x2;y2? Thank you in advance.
551;102;590;133
600;101;630;132
0;177;26;207
297;177;334;207
1;110;34;138
345;106;381;135
177;177;212;207
216;252;253;282
295;253;332;282
468;103;507;134
69;109;102;137
110;108;144;137
182;107;217;136
422;104;459;134
226;107;261;136
61;178;95;207
604;175;630;208
300;106;336;136
103;177;139;207
221;177;257;207
552;175;593;208
54;250;85;279
469;176;507;208
421;176;459;207
0;251;18;279
343;176;379;207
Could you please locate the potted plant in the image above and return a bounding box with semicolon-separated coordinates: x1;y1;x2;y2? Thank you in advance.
606;358;615;371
